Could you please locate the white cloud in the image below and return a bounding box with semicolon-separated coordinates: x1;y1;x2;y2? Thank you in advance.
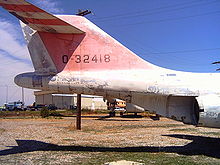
0;19;34;105
35;0;64;14
0;19;30;61
0;52;33;85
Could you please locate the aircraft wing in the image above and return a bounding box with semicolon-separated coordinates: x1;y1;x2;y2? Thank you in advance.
0;0;84;34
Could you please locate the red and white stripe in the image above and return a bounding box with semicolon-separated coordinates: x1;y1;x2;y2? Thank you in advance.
0;0;84;34
0;0;29;5
7;11;55;19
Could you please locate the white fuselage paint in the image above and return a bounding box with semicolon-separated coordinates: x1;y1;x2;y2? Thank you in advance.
15;68;220;99
52;70;220;97
14;52;220;127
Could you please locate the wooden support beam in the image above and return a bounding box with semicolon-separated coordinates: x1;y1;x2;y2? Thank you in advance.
76;94;82;130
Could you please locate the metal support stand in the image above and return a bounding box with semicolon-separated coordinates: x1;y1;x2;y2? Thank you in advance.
76;94;82;130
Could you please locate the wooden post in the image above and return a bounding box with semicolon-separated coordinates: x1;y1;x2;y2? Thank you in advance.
21;87;24;110
76;94;81;130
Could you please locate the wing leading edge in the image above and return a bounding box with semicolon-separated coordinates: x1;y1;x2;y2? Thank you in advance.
0;0;85;34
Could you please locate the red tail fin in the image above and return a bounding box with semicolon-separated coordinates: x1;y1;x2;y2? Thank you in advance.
39;15;156;72
1;0;156;73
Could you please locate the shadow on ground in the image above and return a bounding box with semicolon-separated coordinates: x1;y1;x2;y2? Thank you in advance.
96;115;143;121
1;134;220;158
121;115;143;118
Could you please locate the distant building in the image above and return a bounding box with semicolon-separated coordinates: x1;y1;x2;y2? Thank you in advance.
34;91;107;110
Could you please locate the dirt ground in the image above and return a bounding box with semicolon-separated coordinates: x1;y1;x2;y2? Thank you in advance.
1;114;220;164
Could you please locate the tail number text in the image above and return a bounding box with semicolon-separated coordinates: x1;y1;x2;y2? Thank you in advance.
69;55;110;63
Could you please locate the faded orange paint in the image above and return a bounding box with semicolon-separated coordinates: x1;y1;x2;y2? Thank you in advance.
39;16;156;72
38;32;85;72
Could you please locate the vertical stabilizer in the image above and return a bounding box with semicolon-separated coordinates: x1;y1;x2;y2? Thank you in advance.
20;22;57;75
1;0;158;74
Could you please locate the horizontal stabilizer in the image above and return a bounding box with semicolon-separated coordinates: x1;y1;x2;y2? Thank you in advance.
0;0;85;34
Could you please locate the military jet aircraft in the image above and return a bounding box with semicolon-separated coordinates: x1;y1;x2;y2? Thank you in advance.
1;0;220;128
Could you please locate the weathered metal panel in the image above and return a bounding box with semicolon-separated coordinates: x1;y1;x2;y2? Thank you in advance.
197;95;220;128
131;93;198;125
3;1;220;128
27;32;57;74
167;96;197;124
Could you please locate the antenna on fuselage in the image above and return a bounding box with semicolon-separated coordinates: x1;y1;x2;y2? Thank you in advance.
76;9;92;16
212;61;220;71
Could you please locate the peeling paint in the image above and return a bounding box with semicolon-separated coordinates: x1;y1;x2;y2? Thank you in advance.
1;2;219;128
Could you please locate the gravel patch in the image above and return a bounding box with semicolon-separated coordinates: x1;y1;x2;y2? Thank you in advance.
0;116;220;164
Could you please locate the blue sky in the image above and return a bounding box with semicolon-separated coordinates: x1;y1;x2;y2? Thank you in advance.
0;0;220;105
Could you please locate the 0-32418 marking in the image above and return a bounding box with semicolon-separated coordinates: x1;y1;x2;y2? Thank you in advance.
62;55;110;64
